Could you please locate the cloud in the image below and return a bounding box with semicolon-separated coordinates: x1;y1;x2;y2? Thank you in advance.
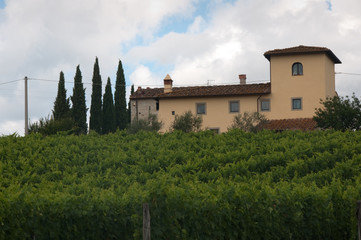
1;0;361;135
0;0;198;135
126;0;361;94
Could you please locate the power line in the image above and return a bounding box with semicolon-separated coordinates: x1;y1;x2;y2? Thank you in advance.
335;72;361;76
0;79;23;86
28;78;130;87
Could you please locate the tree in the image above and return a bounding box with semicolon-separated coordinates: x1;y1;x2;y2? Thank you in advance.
53;71;70;120
114;60;127;130
71;65;88;134
89;57;102;133
127;114;162;134
102;77;116;134
29;116;76;136
127;84;134;124
314;94;361;131
228;112;268;132
170;111;202;133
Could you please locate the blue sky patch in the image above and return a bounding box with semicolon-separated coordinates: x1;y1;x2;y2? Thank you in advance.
0;0;5;9
326;0;332;10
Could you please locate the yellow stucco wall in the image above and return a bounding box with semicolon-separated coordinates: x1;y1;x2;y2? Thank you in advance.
266;53;336;119
158;96;259;133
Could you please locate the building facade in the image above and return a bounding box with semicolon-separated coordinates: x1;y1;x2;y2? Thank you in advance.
130;45;341;132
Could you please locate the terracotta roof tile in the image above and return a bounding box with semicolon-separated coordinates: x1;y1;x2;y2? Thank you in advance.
130;83;271;99
264;45;341;64
264;118;317;131
158;83;271;98
130;88;164;99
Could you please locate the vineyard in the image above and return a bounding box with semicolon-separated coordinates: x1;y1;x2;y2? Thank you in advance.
0;130;361;239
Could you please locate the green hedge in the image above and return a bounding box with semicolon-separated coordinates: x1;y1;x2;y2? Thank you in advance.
0;130;360;239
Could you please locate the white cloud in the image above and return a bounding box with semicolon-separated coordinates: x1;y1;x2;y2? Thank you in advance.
129;65;163;88
1;0;361;134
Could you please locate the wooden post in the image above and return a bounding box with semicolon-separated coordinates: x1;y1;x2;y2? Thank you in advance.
24;76;29;136
357;200;361;240
143;203;150;240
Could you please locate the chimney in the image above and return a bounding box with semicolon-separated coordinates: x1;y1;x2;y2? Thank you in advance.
164;74;173;93
239;74;246;85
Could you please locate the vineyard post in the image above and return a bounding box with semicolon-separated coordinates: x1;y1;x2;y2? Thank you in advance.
357;200;361;240
143;203;150;240
24;76;29;136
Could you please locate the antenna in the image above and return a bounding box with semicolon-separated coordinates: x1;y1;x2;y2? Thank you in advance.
207;80;215;86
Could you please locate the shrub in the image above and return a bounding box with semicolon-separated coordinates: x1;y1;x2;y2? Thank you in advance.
228;112;268;132
29;116;76;136
127;114;162;134
170;111;202;133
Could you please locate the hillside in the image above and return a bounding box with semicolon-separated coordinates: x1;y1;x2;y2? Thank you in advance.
0;130;360;239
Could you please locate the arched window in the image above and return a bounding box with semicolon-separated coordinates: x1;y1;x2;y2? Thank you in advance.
292;62;303;76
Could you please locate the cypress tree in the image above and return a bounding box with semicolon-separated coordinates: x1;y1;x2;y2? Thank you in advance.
102;77;116;134
127;84;135;124
71;65;88;134
53;71;70;120
114;60;127;130
89;57;102;133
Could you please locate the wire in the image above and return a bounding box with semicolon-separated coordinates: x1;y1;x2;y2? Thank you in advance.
335;72;361;76
28;78;131;87
0;79;23;86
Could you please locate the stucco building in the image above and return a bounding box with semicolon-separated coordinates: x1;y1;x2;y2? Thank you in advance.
130;45;341;132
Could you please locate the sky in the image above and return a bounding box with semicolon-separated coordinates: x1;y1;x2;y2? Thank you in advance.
0;0;361;135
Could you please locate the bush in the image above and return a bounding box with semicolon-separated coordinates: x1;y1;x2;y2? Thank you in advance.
228;112;268;132
29;116;76;136
127;114;162;134
170;111;202;133
314;94;361;131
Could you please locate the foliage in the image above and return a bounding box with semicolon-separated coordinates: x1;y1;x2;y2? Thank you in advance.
1;130;361;239
314;94;361;131
102;78;116;134
170;111;202;132
114;60;127;130
89;57;103;134
52;71;70;121
28;116;76;136
71;65;88;134
229;111;268;132
127;84;135;124
127;114;162;134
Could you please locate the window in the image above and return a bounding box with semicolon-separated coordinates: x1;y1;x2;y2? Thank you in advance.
172;111;175;115
208;128;220;134
156;100;159;111
196;103;206;115
260;99;270;111
229;101;239;113
292;62;303;76
292;98;302;110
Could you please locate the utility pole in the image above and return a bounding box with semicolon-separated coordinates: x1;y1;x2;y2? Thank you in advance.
24;76;28;136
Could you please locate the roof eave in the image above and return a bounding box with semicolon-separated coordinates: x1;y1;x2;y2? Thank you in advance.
264;49;342;64
158;91;271;99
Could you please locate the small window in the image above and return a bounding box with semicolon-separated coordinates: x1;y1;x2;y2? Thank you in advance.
292;98;302;110
208;128;220;134
172;111;175;115
229;101;239;113
156;101;159;111
260;99;270;111
196;103;206;115
292;62;303;76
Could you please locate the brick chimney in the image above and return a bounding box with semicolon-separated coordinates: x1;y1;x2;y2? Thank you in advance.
164;74;173;93
239;74;246;85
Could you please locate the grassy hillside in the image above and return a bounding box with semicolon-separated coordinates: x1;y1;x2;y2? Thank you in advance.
0;130;360;239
